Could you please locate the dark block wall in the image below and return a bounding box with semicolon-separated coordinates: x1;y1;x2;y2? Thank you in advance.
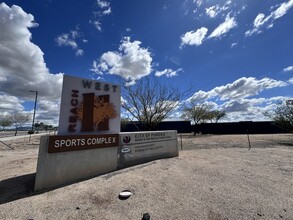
121;121;290;134
193;121;289;134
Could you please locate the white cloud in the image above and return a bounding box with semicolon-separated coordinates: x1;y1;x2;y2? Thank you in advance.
253;13;267;28
222;99;251;112
0;3;63;120
35;99;61;124
0;93;24;111
75;49;84;56
219;95;293;122
91;0;111;32
208;14;237;39
180;27;208;47
102;7;111;15
155;68;182;78
90;20;102;31
205;2;230;19
205;5;220;18
180;11;237;47
56;33;78;48
188;90;212;102
96;0;111;15
245;0;293;37
231;42;237;48
212;77;287;100
194;0;203;7
272;0;293;19
284;66;293;72
183;77;292;121
55;28;84;56
288;77;293;84
267;96;288;103
245;13;270;36
222;98;265;113
97;0;110;9
91;37;153;85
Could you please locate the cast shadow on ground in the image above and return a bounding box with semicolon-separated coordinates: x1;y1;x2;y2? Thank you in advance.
0;173;81;205
0;160;159;205
0;173;36;205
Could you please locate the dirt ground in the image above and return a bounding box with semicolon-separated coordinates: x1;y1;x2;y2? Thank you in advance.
0;133;292;220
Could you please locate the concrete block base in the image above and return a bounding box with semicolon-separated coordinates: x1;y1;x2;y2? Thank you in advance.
34;131;178;191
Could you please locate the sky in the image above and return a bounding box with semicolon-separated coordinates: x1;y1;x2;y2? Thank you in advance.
0;0;293;126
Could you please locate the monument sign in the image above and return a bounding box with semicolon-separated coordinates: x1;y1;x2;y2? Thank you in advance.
35;75;121;191
34;75;178;192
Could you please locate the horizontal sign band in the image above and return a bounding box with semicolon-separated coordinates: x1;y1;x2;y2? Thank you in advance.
120;131;177;145
48;134;119;153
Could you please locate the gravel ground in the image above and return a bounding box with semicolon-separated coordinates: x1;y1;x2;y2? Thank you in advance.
0;134;293;220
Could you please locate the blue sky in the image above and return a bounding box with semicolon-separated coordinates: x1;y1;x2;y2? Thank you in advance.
0;0;293;125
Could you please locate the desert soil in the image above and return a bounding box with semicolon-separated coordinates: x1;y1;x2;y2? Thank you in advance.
0;133;293;220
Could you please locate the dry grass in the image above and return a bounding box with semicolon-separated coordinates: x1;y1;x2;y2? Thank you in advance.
0;134;292;219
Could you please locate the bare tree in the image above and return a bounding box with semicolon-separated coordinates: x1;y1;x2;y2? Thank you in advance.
265;100;293;132
33;122;55;132
181;102;211;124
0;113;12;131
182;101;226;124
8;112;31;136
211;110;226;123
43;124;53;132
122;77;183;130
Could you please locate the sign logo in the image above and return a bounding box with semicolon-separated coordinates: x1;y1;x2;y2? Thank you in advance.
121;147;131;153
122;135;131;144
69;93;117;132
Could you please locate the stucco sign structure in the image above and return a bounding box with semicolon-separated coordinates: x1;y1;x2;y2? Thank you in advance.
35;75;121;191
58;75;120;135
35;75;178;191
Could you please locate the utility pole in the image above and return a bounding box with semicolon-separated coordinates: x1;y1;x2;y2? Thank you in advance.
29;90;38;132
